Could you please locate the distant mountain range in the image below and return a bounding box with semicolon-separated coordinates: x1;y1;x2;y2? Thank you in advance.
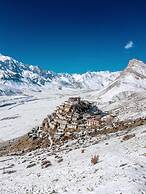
0;54;118;95
1;54;146;100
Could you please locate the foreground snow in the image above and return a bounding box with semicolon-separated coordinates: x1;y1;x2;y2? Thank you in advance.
0;125;146;194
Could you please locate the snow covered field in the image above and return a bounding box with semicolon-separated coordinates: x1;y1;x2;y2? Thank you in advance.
0;125;146;194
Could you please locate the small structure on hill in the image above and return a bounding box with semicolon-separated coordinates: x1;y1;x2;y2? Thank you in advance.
68;97;80;103
87;117;100;128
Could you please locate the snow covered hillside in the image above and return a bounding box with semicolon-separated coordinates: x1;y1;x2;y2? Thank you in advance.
0;54;118;95
0;124;146;194
88;59;146;103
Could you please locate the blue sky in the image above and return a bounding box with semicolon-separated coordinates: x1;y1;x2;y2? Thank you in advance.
0;0;146;73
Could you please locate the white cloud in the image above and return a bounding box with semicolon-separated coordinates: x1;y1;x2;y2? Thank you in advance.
124;41;134;49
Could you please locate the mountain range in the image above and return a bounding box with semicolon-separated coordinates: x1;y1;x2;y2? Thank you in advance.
0;54;118;95
0;54;146;103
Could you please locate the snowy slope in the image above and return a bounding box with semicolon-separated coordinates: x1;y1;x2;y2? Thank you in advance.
0;124;146;194
91;59;146;102
0;54;118;95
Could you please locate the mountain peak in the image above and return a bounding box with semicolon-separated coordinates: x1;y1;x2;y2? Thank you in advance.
127;59;145;68
0;54;15;62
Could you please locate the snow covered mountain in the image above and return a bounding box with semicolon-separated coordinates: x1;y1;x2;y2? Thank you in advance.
95;59;146;102
2;54;146;99
0;54;56;95
0;54;118;95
